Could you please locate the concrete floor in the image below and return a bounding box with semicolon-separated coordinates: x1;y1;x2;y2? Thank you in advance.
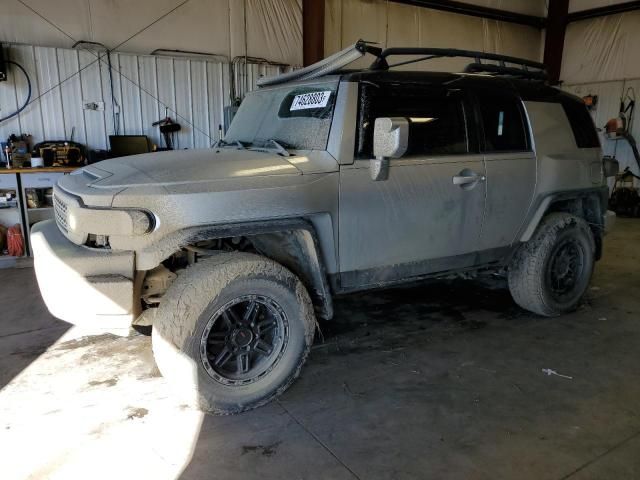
1;218;639;480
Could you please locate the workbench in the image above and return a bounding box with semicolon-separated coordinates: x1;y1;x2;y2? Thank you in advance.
0;167;79;267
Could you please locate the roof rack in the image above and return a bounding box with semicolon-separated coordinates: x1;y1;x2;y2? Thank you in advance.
258;40;547;87
370;47;547;80
257;41;381;87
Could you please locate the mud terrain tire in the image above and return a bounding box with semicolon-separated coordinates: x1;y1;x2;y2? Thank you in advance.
508;213;595;317
152;252;315;414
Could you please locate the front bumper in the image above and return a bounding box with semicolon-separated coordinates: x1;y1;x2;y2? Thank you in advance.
31;220;137;331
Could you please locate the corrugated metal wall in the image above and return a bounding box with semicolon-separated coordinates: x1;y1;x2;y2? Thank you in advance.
0;44;288;152
564;79;640;176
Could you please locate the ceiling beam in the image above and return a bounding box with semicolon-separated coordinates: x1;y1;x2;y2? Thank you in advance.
544;0;569;85
303;0;325;67
568;1;640;22
390;0;546;29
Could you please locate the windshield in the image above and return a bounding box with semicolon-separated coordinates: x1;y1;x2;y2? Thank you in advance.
224;80;339;150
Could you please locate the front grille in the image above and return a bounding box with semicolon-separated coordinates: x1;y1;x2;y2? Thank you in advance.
53;193;69;232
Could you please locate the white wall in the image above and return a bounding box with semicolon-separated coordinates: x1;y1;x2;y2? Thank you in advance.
564;80;640;176
0;0;302;66
561;11;640;175
325;0;544;71
0;0;300;152
0;44;286;152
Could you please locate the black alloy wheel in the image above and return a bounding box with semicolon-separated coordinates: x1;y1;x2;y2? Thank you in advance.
200;295;289;386
546;238;587;302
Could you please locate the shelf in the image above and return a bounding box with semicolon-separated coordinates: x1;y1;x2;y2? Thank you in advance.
26;206;53;212
2;167;79;174
27;208;54;225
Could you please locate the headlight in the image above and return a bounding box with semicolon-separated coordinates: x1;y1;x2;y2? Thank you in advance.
68;208;154;236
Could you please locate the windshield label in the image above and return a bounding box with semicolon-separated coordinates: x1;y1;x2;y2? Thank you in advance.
290;91;332;111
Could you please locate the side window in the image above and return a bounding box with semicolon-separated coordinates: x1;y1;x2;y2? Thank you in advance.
561;99;601;148
477;94;529;152
356;84;470;158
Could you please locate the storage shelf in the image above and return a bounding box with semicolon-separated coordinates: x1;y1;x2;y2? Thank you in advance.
26;206;53;212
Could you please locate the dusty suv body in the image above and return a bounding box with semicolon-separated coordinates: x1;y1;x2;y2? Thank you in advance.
32;46;615;413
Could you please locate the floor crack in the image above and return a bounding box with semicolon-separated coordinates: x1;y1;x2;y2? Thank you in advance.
558;429;640;479
277;399;362;480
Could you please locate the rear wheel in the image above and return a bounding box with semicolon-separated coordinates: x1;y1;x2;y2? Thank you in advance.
152;252;315;414
508;213;595;317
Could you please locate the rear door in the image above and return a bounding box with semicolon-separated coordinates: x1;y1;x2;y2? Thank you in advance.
473;89;536;250
338;83;486;288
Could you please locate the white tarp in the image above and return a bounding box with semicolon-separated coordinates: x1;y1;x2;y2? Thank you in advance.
569;0;638;13
561;11;640;84
0;0;303;66
325;0;543;71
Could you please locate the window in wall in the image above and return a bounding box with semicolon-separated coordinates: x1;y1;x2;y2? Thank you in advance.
356;85;470;158
477;94;529;152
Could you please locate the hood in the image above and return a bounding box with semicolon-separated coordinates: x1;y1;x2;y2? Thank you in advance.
83;148;305;189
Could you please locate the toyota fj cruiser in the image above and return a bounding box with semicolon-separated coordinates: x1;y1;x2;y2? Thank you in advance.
32;42;617;414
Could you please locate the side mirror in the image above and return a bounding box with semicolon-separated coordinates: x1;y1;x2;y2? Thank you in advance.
371;117;409;181
603;156;619;177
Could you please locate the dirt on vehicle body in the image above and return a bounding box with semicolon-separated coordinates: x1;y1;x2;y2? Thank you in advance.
32;42;617;413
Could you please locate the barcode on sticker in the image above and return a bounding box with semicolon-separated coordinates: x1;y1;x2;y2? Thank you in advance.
290;91;331;111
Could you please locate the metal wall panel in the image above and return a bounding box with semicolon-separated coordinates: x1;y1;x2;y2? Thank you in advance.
0;44;232;153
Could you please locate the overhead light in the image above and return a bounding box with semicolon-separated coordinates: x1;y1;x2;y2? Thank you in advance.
409;117;437;123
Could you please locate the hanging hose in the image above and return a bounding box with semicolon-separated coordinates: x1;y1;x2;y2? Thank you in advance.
0;60;32;124
7;224;24;257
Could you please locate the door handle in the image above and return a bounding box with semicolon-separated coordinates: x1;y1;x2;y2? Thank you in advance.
452;170;486;187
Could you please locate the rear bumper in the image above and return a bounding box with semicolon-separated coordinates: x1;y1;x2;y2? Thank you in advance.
31;220;137;332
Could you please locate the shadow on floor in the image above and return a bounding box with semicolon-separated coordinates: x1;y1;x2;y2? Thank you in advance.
178;220;640;480
177;278;542;479
0;267;71;390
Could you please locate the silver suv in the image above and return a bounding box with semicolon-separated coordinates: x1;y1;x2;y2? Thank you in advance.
32;43;617;414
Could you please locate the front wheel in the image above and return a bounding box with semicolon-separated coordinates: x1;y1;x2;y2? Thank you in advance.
152;252;315;414
508;213;596;317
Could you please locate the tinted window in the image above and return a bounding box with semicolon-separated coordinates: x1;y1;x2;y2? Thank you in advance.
477;94;528;152
356;84;470;158
561;99;601;148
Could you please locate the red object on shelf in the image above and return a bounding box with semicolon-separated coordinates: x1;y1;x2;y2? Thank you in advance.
7;224;24;257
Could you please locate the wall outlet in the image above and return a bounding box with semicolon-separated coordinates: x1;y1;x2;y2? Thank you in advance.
83;101;105;111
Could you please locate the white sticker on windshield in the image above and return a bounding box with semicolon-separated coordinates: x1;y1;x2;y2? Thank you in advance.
290;91;332;111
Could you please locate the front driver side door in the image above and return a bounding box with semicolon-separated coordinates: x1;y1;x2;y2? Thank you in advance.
338;84;486;289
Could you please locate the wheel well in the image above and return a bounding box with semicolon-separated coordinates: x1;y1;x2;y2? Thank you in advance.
150;222;334;320
546;195;604;259
248;230;333;320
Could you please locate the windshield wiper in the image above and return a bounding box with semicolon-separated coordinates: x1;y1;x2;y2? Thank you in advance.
243;139;291;157
212;139;247;149
265;139;290;156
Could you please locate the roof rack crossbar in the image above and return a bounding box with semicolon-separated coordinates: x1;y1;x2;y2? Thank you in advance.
370;47;546;81
371;47;544;70
463;62;547;80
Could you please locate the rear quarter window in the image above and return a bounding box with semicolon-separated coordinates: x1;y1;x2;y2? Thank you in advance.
561;99;601;149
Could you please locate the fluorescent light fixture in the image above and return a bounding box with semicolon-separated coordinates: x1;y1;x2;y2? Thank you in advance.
409;117;436;123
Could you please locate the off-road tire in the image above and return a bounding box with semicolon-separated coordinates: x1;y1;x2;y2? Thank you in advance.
152;252;315;414
508;213;596;317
